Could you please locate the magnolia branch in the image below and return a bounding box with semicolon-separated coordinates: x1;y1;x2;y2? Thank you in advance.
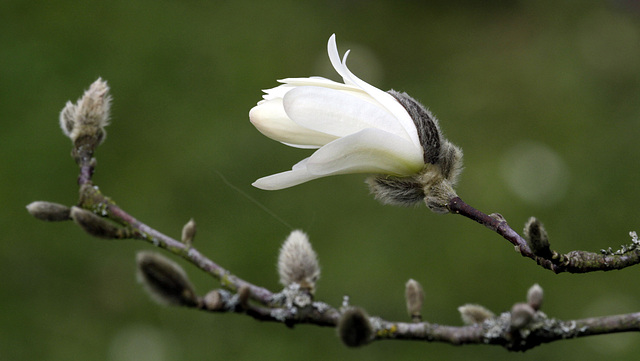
26;79;640;351
446;197;640;273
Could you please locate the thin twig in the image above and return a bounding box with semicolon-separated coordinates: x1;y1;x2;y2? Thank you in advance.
447;197;640;273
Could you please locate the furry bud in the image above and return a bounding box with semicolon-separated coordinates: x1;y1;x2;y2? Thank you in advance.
337;307;373;347
26;201;71;221
523;217;551;258
70;206;126;239
277;230;320;294
458;304;495;325
363;92;464;212
526;283;544;311
405;279;424;322
181;218;196;246
136;251;198;307
366;176;425;206
510;302;535;330
203;290;224;311
60;78;111;149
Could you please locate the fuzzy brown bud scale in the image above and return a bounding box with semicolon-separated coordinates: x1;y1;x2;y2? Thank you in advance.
136;251;198;307
523;217;551;258
367;91;463;213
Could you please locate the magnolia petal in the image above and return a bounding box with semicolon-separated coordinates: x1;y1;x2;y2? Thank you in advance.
261;84;295;102
327;34;421;149
252;160;322;190
283;86;410;141
279;77;362;92
250;99;337;148
306;128;424;176
281;77;386;108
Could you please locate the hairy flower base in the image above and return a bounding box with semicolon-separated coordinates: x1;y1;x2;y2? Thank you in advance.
367;145;462;213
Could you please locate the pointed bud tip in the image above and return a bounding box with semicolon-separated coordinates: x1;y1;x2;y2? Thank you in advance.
181;218;197;245
61;78;112;147
523;217;551;258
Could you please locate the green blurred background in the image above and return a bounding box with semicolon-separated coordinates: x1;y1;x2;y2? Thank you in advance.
2;0;640;360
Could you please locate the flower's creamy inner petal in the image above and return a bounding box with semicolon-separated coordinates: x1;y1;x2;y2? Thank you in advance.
252;159;322;190
250;99;338;147
306;128;424;176
279;77;361;92
327;34;422;149
261;84;295;102
283;86;410;141
281;77;385;108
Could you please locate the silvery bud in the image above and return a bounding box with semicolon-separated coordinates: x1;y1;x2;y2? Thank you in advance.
277;230;320;294
458;304;495;325
404;279;424;321
510;302;535;330
181;218;197;246
26;201;71;222
526;283;544;311
59;78;111;148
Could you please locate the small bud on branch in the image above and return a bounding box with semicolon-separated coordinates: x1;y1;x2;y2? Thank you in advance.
59;78;111;147
405;279;424;322
69;206;127;239
458;304;495;325
26;201;71;221
181;218;196;246
527;284;544;311
510;303;535;330
523;217;551;258
136;251;198;307
337;307;373;347
277;230;320;294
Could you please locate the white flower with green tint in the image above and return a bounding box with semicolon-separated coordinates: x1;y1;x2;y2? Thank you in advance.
250;34;463;213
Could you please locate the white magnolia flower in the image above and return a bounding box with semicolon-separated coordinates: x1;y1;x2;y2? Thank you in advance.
250;34;463;212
